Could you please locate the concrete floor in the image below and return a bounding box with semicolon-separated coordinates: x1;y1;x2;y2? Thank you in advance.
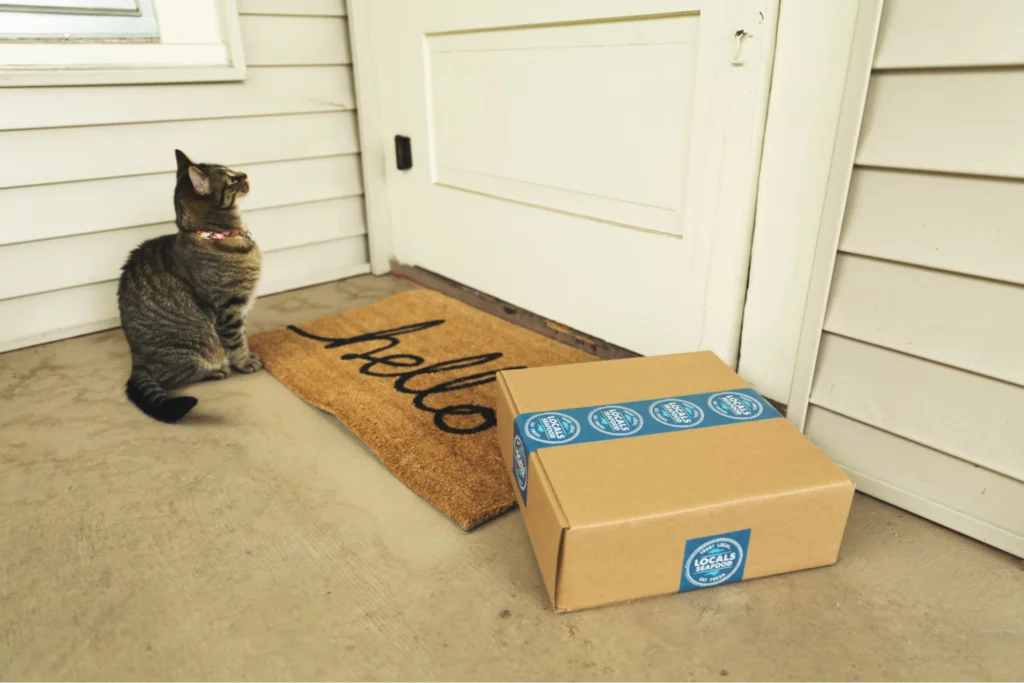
1;274;1021;682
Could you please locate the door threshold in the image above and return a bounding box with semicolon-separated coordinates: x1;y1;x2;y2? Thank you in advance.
388;263;787;416
389;262;638;361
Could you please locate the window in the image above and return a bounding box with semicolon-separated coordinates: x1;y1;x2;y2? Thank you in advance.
0;0;245;86
0;1;159;41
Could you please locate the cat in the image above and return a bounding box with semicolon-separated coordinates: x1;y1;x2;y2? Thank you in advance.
117;149;262;423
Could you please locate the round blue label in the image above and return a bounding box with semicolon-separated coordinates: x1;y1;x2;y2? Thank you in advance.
649;398;705;429
524;412;581;445
707;392;764;420
513;434;528;495
684;537;745;588
587;405;643;436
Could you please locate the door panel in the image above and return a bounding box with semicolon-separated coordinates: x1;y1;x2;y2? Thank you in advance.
426;14;699;235
366;0;776;359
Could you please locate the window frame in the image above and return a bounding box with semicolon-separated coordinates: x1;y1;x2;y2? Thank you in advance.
4;1;139;10
0;0;245;87
0;1;159;41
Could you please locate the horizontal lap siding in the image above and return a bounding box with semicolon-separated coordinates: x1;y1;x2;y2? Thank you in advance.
1;197;366;299
236;0;345;17
2;112;359;189
810;335;1024;483
805;408;1024;558
4;236;369;352
0;1;367;353
873;0;1024;69
858;70;1024;178
840;169;1024;286
824;255;1023;386
0;66;354;130
808;0;1024;556
1;156;363;245
240;15;351;66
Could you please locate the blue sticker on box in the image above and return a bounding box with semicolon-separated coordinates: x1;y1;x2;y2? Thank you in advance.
679;528;751;592
512;433;529;504
648;398;704;429
512;387;779;506
524;412;581;445
587;405;644;436
708;392;764;420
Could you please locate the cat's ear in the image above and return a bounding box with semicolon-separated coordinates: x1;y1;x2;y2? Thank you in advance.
187;165;211;195
174;149;193;176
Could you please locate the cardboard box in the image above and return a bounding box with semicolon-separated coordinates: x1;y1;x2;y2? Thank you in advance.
496;352;854;612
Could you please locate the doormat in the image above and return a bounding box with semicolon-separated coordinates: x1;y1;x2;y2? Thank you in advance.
249;290;595;530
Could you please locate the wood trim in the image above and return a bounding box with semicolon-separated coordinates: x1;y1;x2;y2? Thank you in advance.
785;0;884;430
737;0;861;403
347;0;394;275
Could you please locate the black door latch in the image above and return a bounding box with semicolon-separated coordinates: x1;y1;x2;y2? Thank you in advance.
395;135;412;170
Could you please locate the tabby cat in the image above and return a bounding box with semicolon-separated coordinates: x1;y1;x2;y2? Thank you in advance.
117;150;262;423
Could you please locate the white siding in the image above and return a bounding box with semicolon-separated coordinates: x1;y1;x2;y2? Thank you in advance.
873;0;1024;68
0;0;368;353
841;169;1024;285
800;0;1024;557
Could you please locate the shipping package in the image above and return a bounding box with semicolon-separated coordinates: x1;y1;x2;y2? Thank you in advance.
496;352;855;612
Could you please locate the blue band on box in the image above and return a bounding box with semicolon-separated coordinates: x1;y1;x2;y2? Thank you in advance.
511;387;779;505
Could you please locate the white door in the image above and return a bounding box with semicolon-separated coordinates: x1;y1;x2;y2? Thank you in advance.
360;0;776;361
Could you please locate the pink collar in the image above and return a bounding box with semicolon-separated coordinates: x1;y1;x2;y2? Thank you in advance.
196;229;250;240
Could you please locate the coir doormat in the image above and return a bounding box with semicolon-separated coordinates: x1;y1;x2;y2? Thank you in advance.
249;290;595;530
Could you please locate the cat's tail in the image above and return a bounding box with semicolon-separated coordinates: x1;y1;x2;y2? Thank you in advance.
125;366;197;423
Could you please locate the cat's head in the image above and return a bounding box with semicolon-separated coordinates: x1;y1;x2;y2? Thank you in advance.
174;149;250;211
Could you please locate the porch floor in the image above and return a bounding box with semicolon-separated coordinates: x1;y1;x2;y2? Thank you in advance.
1;275;1021;681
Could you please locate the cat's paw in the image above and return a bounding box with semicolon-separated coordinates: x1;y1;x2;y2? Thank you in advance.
232;352;262;374
206;366;231;381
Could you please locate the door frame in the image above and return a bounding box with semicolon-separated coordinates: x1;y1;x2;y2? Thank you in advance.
346;0;876;404
347;0;395;276
736;0;882;405
784;0;884;427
